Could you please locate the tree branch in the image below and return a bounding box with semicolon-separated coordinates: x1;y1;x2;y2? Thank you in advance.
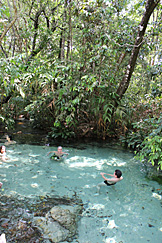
116;0;160;101
0;0;17;45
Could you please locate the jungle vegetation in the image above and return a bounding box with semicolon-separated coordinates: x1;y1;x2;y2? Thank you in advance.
0;0;162;169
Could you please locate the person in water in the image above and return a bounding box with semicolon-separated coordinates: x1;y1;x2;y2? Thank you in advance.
47;146;69;159
4;134;16;146
97;169;123;190
0;182;3;189
0;233;6;243
0;145;7;162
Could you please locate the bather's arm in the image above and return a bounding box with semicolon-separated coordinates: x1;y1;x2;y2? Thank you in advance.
100;172;115;182
47;151;56;156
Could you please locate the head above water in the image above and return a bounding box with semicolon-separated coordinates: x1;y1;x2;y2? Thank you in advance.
5;134;12;141
115;169;122;178
58;146;62;151
0;145;6;154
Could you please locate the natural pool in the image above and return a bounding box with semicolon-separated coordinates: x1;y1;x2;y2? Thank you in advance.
0;142;162;243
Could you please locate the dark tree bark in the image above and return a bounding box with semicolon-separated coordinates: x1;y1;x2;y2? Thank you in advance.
0;44;8;58
25;8;45;68
115;0;160;102
25;3;61;69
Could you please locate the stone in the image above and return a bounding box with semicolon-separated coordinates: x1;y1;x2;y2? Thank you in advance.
50;206;76;233
33;203;82;243
33;216;69;243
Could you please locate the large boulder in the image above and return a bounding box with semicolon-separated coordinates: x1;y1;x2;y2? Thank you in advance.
0;194;83;242
33;204;82;242
50;206;76;233
33;217;69;242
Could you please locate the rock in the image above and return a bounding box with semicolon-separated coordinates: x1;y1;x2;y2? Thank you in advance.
146;166;162;184
105;238;116;243
33;203;82;242
0;194;83;242
50;206;76;232
107;220;118;229
17;220;28;230
33;216;70;242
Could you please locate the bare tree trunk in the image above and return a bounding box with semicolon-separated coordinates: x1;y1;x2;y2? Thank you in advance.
115;0;160;102
0;0;17;45
0;45;8;58
25;6;56;69
67;0;72;61
58;3;67;60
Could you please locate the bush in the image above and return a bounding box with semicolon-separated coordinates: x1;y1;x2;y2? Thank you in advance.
135;118;162;170
120;113;162;170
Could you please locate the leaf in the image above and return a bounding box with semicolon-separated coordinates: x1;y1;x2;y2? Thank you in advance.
19;87;25;98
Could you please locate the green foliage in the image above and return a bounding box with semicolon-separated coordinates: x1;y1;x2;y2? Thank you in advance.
0;0;161;153
135;120;162;170
0;115;14;130
48;125;75;139
120;123;145;149
121;112;162;170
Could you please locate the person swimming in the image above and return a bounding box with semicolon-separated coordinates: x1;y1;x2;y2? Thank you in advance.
101;170;123;185
97;169;123;191
0;145;7;162
0;182;3;189
0;233;6;243
47;146;69;160
4;135;16;146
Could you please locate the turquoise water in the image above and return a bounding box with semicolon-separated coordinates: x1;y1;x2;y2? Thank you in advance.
0;143;162;243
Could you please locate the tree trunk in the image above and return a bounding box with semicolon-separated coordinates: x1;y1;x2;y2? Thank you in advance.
116;0;160;102
0;0;17;45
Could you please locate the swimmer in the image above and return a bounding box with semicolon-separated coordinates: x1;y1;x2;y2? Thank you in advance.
97;169;123;191
0;233;6;243
4;134;16;146
0;182;3;189
47;146;69;159
0;145;7;162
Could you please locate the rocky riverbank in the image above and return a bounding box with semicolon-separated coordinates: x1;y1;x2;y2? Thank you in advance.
0;194;83;242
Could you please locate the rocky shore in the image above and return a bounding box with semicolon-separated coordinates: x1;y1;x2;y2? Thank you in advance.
0;194;83;242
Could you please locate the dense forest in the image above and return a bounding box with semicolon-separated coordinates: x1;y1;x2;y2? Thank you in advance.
0;0;162;169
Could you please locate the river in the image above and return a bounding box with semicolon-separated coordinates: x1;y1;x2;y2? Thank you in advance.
0;141;162;242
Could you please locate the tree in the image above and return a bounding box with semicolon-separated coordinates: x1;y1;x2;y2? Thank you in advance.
115;0;160;103
0;0;161;141
0;0;17;45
